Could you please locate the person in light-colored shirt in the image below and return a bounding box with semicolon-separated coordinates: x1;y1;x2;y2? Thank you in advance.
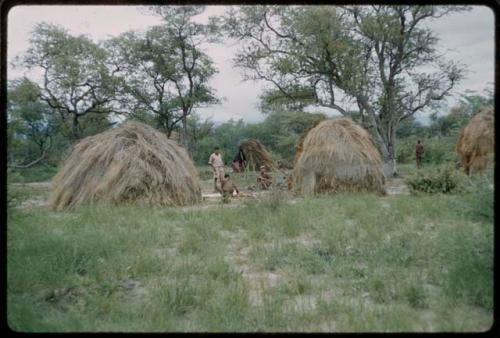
208;146;225;192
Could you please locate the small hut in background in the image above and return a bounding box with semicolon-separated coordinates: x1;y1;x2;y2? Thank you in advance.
456;106;495;175
292;118;386;195
238;139;277;171
50;121;202;211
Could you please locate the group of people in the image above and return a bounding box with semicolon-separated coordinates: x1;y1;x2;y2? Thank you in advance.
208;146;273;199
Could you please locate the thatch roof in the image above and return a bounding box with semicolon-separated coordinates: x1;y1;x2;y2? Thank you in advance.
292;118;386;194
456;106;495;175
239;139;277;171
50;121;201;211
293;115;327;167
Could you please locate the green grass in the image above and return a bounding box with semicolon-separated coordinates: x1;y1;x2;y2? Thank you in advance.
7;181;493;332
8;164;59;183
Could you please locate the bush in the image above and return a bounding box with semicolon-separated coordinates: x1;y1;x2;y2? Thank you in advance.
405;165;462;194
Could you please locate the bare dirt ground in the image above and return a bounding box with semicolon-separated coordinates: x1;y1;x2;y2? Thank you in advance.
14;176;410;211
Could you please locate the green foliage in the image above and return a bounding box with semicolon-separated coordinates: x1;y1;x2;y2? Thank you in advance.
189;110;325;166
21;23;116;141
7;78;57;166
107;8;219;144
405;165;462;194
9;165;59;183
396;136;458;165
223;5;469;174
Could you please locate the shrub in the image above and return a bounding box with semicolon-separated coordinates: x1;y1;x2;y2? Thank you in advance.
405;165;461;194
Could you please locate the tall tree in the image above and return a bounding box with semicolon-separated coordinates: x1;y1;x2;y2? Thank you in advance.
223;5;468;175
108;6;219;150
20;23;117;141
7;78;56;167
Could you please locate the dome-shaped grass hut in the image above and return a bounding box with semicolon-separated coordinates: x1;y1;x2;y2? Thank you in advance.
456;106;495;175
50;121;202;211
292;118;386;194
239;139;277;171
293;116;327;166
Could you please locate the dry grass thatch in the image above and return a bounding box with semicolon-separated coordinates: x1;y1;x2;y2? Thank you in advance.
239;139;277;171
292;118;386;194
293;116;327;167
456;106;495;175
50;121;202;211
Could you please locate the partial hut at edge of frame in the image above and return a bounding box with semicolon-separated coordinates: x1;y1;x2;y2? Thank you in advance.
455;106;495;175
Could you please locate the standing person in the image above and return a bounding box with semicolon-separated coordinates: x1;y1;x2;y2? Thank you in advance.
233;146;247;172
209;146;225;192
257;165;273;190
416;139;424;169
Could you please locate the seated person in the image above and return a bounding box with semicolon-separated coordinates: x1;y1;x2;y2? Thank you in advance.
221;174;239;198
231;160;241;173
257;165;272;190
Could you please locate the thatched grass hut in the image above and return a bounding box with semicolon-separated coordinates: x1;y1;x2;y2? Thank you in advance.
50;121;202;211
239;139;277;171
456;106;495;175
292;118;386;194
293;116;327;166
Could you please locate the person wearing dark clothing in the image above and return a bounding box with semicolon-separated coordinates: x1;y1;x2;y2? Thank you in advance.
416;140;424;169
232;146;247;172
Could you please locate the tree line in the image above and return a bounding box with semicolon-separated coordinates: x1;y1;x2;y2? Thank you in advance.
9;5;483;173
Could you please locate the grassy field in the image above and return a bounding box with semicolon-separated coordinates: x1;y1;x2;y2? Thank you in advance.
7;166;493;332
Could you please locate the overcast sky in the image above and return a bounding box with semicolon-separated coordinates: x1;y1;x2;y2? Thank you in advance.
7;5;495;124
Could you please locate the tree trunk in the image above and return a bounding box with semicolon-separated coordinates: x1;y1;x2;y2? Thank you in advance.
180;110;190;153
381;128;397;177
71;115;80;142
356;95;399;177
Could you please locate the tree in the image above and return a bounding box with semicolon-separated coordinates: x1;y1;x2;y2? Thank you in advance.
428;87;494;137
108;6;219;150
20;23;117;141
7;78;57;167
223;5;468;175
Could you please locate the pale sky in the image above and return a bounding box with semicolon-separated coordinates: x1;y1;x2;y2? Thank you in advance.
7;5;495;124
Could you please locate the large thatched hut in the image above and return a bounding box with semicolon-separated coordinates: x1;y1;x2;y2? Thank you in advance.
50;121;202;211
239;139;277;171
293;116;327;166
292;118;386;194
456;106;495;175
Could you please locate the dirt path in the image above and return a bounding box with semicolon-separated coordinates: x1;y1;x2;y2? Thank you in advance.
14;177;410;211
384;178;410;195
